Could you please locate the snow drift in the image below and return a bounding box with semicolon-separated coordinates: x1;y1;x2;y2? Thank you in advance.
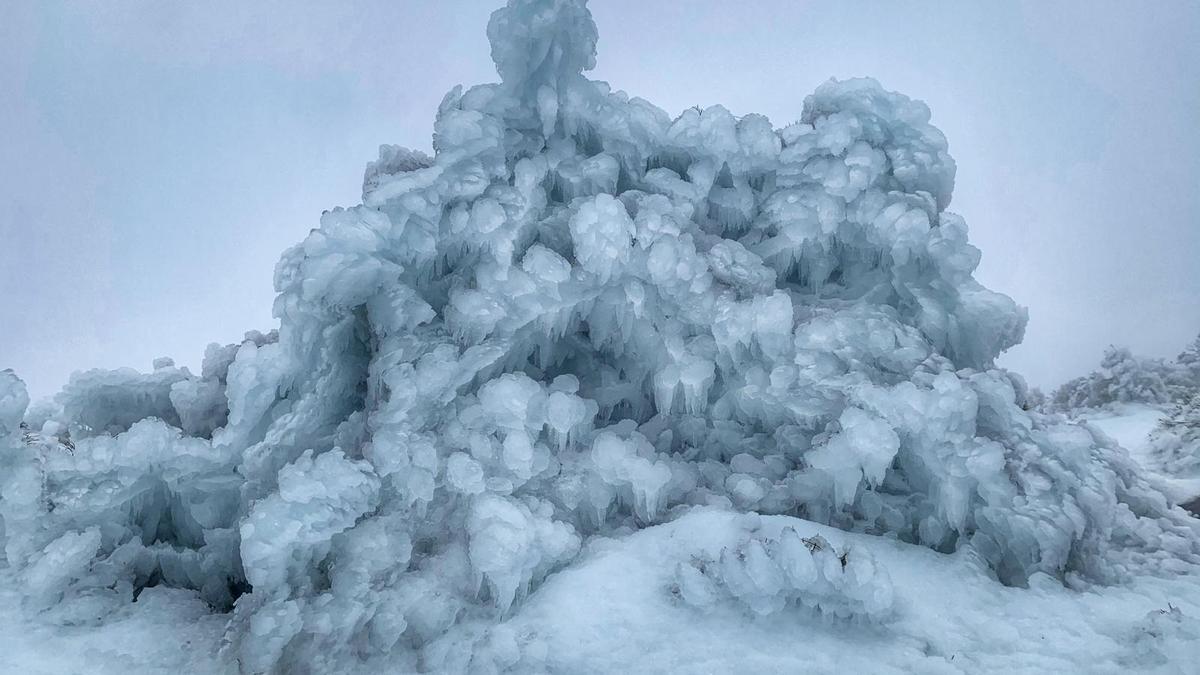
3;0;1199;672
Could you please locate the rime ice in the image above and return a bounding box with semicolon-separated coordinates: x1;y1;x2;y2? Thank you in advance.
2;0;1199;672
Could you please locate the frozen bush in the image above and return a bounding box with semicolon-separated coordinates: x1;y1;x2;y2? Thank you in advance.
1149;393;1200;474
1167;333;1200;402
54;364;190;437
0;353;248;613
0;370;29;437
1050;344;1182;413
674;527;894;621
3;0;1198;671
1;416;244;610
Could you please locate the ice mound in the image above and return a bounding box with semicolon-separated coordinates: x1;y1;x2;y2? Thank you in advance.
3;0;1199;672
0;333;276;619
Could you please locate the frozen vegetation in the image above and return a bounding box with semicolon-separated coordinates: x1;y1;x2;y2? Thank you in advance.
1049;336;1200;414
3;0;1200;672
1051;336;1200;502
1153;395;1200;479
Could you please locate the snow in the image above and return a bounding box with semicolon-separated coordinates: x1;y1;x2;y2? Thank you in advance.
468;508;1200;673
1083;404;1165;452
1081;404;1200;506
0;575;227;675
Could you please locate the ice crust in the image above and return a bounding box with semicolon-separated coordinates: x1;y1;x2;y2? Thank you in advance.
2;1;1199;672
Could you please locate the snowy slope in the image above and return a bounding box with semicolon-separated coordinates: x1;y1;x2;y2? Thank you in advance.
1080;405;1200;506
488;508;1200;674
1081;405;1165;453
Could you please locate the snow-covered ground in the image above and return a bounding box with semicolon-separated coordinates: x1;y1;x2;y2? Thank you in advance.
0;581;227;675
12;511;1196;674
1079;404;1165;452
2;405;1198;674
492;508;1200;674
1080;404;1200;506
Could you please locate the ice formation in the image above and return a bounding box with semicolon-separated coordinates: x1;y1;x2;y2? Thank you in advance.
3;0;1200;672
674;527;894;621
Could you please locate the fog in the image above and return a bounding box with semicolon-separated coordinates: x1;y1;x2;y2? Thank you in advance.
2;0;1197;399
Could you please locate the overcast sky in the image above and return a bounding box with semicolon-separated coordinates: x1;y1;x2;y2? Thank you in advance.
2;1;1198;400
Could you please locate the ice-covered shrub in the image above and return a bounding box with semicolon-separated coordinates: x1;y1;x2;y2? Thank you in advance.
0;370;29;437
2;415;244;612
0;371;33;557
673;527;894;621
53;363;191;437
1051;336;1200;414
32;331;275;442
3;0;1199;672
1050;346;1172;412
1167;333;1200;402
1149;393;1200;474
0;339;264;615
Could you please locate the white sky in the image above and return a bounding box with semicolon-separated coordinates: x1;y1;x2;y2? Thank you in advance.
2;0;1198;400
